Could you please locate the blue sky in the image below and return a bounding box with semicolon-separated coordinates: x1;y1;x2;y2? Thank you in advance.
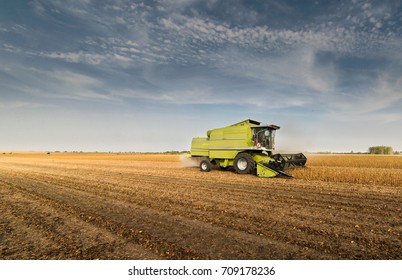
1;0;401;152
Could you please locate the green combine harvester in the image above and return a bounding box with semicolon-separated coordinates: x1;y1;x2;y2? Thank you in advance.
189;119;307;177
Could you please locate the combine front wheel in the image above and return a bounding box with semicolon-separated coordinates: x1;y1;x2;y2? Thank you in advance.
200;159;212;172
234;153;255;174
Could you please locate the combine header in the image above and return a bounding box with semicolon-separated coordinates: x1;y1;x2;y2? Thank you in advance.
189;119;306;177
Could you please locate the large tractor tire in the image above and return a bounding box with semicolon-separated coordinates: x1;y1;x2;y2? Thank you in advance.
234;153;255;174
200;159;212;172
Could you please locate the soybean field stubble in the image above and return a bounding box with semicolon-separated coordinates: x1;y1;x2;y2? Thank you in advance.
0;153;401;259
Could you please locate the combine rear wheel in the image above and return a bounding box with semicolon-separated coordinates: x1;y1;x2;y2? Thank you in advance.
200;159;212;172
234;153;255;174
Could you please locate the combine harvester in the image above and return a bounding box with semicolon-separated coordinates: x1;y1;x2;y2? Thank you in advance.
189;119;307;177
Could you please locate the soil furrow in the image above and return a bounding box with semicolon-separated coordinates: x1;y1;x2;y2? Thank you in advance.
1;175;328;259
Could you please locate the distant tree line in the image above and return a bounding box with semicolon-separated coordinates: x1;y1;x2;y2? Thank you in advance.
368;146;394;155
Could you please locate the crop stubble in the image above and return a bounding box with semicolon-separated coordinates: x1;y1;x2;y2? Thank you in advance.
0;153;401;259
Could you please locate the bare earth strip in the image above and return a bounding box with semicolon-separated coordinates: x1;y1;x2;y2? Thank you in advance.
0;153;401;259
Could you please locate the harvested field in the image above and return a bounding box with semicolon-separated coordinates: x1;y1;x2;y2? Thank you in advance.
0;153;401;260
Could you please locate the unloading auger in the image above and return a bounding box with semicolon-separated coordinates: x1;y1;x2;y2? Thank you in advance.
188;119;307;177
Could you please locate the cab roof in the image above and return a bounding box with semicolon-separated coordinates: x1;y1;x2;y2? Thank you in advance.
231;119;280;130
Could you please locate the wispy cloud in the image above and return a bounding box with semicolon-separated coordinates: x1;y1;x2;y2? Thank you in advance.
159;15;353;53
350;75;402;115
1;43;134;65
39;51;107;65
49;70;101;87
0;25;9;32
0;101;53;109
36;69;118;102
1;64;118;104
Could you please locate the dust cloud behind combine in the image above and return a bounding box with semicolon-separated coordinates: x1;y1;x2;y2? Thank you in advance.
179;153;199;167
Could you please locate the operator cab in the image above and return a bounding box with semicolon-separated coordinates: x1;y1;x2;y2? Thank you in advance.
252;124;279;150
